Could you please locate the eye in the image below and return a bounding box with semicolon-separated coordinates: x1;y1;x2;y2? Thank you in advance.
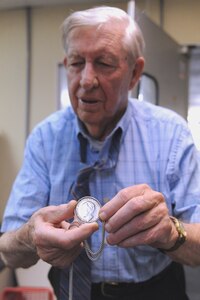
97;61;114;68
68;58;85;68
70;61;84;67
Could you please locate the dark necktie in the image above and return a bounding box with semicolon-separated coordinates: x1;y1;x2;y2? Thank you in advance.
49;129;122;300
62;161;105;300
49;163;99;300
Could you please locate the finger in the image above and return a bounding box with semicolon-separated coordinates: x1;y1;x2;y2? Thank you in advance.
106;204;166;245
99;184;151;221
104;195;144;233
35;221;98;250
117;217;170;248
36;200;77;224
104;190;164;233
116;228;153;248
68;221;80;229
61;222;99;248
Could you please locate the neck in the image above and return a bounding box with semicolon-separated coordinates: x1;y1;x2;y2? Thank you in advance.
82;109;126;141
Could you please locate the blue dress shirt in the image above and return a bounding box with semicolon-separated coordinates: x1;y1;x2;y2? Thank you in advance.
2;98;200;283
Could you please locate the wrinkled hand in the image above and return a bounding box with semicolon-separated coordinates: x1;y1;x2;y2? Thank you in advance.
99;184;177;249
27;200;98;268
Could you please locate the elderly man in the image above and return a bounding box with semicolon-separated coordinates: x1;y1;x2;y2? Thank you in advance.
1;6;200;300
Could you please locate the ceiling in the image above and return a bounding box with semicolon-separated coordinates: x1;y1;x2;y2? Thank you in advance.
0;0;124;10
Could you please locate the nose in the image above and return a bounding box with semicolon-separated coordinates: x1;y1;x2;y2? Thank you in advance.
80;63;99;90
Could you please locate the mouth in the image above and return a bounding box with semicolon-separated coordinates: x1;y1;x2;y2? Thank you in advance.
78;98;99;104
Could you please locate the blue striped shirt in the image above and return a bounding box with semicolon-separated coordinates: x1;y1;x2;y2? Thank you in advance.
2;98;200;282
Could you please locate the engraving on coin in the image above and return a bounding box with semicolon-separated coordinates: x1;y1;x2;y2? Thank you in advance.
75;196;101;223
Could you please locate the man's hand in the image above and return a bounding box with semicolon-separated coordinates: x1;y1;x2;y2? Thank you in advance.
99;184;178;250
0;201;98;269
28;200;99;268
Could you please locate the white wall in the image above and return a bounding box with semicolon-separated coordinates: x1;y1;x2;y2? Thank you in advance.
135;0;200;45
0;9;27;220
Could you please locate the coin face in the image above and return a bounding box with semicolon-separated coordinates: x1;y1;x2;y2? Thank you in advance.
75;196;101;223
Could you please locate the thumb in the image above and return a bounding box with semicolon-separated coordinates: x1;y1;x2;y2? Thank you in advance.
39;200;77;224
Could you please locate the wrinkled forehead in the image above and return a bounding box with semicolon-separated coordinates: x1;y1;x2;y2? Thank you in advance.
66;25;128;59
66;22;127;50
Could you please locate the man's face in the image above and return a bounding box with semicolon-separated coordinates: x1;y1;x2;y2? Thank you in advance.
65;24;140;140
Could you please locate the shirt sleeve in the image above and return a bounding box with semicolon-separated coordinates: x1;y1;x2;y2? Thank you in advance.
166;123;200;222
1;127;50;232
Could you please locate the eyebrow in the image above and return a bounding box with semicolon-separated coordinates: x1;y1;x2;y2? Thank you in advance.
66;47;125;68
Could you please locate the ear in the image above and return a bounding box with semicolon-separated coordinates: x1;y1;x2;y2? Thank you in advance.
63;57;67;67
129;57;145;90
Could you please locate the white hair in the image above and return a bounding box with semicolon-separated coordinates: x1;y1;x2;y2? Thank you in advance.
61;6;145;62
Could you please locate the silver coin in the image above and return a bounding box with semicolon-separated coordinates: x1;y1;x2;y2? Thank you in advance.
75;196;101;223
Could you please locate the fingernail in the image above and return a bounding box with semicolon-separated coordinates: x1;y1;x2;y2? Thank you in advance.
99;212;106;221
105;223;111;233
